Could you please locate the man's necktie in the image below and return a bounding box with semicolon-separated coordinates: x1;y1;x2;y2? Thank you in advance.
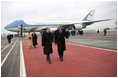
59;29;62;34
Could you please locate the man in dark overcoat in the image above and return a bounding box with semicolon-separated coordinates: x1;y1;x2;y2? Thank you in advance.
32;32;38;48
7;34;12;43
104;29;107;36
66;29;70;38
54;25;68;61
42;28;53;64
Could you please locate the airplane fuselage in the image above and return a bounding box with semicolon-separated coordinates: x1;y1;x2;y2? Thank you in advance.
4;22;83;33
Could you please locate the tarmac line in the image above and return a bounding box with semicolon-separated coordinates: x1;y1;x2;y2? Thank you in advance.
1;38;18;67
68;42;117;52
33;40;116;52
20;41;26;77
1;41;13;53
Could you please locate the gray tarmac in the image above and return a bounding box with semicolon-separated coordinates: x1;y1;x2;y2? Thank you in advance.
1;37;20;77
68;29;117;50
1;29;117;77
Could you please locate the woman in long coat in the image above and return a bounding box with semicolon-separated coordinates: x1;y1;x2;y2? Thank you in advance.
42;28;53;64
27;32;32;48
32;32;38;48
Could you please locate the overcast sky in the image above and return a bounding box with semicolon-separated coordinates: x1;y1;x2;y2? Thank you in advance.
1;0;117;34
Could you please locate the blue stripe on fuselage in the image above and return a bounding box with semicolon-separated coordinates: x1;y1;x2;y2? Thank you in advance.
4;20;67;28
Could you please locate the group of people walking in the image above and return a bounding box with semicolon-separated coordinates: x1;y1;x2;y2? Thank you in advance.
27;32;38;48
42;25;69;64
27;25;69;64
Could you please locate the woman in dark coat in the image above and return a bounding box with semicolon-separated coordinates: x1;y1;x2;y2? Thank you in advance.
54;25;68;61
32;32;38;48
42;28;53;64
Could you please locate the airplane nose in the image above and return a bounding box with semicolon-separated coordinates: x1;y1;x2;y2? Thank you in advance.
4;25;8;29
4;25;9;30
4;26;7;29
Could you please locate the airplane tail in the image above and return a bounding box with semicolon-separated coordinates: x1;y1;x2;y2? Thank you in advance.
82;10;95;21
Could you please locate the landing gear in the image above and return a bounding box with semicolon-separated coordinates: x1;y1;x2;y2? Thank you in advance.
78;30;83;35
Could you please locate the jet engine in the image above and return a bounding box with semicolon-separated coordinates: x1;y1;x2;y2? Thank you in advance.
74;24;83;30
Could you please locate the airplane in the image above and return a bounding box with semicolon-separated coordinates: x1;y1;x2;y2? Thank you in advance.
4;10;111;34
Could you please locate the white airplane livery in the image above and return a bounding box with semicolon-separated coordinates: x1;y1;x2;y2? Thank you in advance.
4;10;111;34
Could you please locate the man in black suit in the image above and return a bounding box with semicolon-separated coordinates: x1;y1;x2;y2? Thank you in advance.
54;25;68;61
66;29;70;38
104;29;107;36
7;34;12;43
42;28;53;64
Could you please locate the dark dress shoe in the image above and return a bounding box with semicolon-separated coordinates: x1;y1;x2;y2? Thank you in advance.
60;57;63;61
48;60;51;64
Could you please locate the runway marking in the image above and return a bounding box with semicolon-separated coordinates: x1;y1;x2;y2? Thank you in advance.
1;38;18;67
20;41;26;77
68;42;117;52
1;42;14;53
1;39;17;53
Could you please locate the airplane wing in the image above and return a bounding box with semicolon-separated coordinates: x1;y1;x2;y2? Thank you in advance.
60;19;111;29
61;24;74;29
37;19;111;32
81;19;111;26
29;27;39;32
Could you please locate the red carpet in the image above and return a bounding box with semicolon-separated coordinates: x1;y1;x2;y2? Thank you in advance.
22;40;117;77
